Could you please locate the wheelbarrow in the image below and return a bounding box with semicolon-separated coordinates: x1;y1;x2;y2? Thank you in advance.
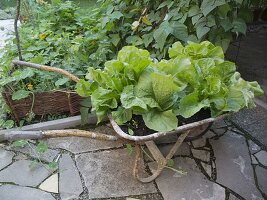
0;60;227;183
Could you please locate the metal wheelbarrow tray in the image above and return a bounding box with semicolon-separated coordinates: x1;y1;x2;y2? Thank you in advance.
0;60;227;182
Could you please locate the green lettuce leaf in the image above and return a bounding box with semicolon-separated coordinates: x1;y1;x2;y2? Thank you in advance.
112;107;132;125
120;85;148;112
142;110;178;132
178;92;210;118
151;72;179;110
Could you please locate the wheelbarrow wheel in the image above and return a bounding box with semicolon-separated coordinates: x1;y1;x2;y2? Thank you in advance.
182;122;213;142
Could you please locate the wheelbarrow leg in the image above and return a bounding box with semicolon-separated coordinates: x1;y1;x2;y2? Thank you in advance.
133;130;190;183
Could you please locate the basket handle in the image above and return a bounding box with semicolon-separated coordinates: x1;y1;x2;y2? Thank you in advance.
12;60;80;83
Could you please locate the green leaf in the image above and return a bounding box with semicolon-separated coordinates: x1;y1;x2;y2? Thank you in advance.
168;42;184;58
151;73;179;109
217;4;231;17
109;34;120;46
142;110;178;132
117;46;151;78
120;85;147;112
153;21;173;51
216;61;236;81
12;139;27;148
110;11;123;19
126;144;133;155
80;97;92;108
201;0;225;16
178;92;210;118
55;77;69;87
196;25;210;39
157;1;169;10
201;0;215;16
219;18;233;32
167;159;174;167
128;128;134;136
76;79;95;97
192;14;202;25
238;7;253;23
126;36;143;46
36;141;48;154
170;21;188;42
188;5;200;17
249;81;264;97
142;33;153;48
0;69;36;87
47;161;58;170
112;107;132;125
207;15;216;27
91;88;118;110
30;55;44;64
232;18;247;35
12;90;30;100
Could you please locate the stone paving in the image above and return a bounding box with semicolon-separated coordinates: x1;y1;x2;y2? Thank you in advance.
0;105;267;200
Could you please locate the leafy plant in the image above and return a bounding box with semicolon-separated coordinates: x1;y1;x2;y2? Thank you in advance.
0;0;108;127
0;0;109;99
76;41;263;132
12;139;58;170
96;0;259;59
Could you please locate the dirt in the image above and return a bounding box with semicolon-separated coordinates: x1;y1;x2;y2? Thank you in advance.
120;109;211;136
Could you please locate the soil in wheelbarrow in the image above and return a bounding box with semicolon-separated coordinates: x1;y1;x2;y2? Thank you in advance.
120;109;211;136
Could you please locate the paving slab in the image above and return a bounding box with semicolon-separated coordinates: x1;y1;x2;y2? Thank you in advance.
0;148;15;170
228;194;240;200
39;173;59;193
159;142;191;157
252;155;258;165
192;137;207;148
46;125;123;154
255;166;267;195
248;140;261;154
149;157;225;200
210;131;263;199
0;160;52;187
0;184;55;200
241;119;267;148
75;148;157;199
191;149;210;162
154;133;179;144
230;106;267;127
201;162;212;177
254;151;267;166
210;119;228;129
8;143;59;162
144;142;190;162
59;154;83;200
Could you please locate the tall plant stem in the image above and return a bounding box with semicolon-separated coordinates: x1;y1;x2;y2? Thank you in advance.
14;0;23;61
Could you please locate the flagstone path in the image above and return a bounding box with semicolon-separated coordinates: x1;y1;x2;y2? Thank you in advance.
0;105;267;200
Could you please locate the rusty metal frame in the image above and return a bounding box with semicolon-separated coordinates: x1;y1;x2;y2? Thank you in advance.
133;131;190;183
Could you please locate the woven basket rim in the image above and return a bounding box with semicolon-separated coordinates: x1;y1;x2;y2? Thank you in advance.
2;90;78;95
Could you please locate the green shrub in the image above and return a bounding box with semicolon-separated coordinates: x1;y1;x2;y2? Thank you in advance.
97;0;259;59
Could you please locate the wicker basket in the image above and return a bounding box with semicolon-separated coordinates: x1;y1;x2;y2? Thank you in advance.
2;90;84;123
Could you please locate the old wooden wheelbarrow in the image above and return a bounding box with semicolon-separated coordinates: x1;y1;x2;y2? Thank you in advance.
0;60;227;183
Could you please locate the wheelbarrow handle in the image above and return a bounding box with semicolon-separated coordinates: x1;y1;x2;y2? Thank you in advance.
12;60;80;83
